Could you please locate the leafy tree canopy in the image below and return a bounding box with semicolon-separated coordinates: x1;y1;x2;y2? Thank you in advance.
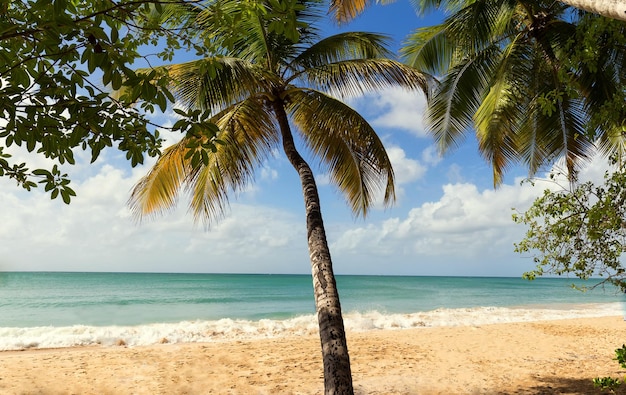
0;0;211;203
513;163;626;290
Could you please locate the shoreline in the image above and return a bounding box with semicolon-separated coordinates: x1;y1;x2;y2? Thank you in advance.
1;302;622;352
1;316;624;394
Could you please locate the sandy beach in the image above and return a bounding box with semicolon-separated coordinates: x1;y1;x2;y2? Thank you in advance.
0;316;624;394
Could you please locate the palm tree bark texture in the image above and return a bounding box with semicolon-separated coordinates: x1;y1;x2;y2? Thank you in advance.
559;0;626;21
272;99;353;393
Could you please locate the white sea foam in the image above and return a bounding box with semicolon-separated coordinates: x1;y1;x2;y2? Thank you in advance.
0;303;622;351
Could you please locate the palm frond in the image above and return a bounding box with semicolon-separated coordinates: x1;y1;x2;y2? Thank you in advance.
165;57;272;113
474;81;519;186
186;0;271;60
596;126;626;159
191;0;326;63
129;97;279;226
408;0;471;16
555;96;594;175
288;89;395;216
302;58;431;98
402;0;518;75
329;0;370;24
529;94;592;176
425;45;500;154
405;0;624;183
184;98;280;225
154;0;207;29
402;24;454;76
516;100;547;176
128;142;190;220
509;42;548;176
472;29;535;184
290;32;394;71
568;14;626;159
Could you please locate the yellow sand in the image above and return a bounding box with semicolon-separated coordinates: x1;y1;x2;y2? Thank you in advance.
0;316;624;394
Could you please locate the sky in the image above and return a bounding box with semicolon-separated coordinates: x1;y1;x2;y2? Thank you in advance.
0;2;612;276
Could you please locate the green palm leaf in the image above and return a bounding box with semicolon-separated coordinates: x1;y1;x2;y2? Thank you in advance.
288;89;395;216
290;32;394;71
516;98;547;175
426;45;500;153
166;57;271;112
402;24;454;75
474;80;520;186
185;98;279;224
129;97;278;225
303;58;430;98
542;96;592;175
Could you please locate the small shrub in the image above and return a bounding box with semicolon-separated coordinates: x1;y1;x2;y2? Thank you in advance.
615;345;626;369
593;376;622;393
593;345;626;393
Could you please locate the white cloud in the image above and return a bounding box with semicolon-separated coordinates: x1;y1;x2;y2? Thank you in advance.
0;161;311;274
387;145;426;185
547;154;612;186
349;87;428;137
329;179;542;275
0;147;535;275
446;163;464;183
327;152;619;275
315;172;331;186
421;145;442;167
184;204;301;255
380;145;427;208
1;126;618;277
260;165;279;181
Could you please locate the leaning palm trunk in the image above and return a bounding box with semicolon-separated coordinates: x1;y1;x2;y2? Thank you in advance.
559;0;626;21
332;0;626;21
273;101;354;394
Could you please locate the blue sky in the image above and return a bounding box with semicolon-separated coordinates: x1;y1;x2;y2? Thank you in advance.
0;2;610;276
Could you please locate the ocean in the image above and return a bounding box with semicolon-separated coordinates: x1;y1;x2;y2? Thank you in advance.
0;272;623;351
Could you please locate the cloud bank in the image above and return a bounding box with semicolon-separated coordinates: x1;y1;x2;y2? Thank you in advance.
0;88;612;277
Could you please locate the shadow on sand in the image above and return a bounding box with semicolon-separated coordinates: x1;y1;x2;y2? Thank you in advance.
509;376;621;395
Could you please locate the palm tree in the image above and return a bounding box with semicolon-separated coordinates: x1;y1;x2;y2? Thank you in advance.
329;0;626;23
128;1;430;393
400;0;626;184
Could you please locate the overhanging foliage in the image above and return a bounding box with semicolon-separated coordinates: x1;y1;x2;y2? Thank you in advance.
514;166;626;290
0;0;212;203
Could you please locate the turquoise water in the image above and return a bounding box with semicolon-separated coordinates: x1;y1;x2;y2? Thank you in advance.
0;272;622;326
0;272;622;350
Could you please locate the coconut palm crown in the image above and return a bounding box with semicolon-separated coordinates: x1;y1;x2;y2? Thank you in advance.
130;0;429;223
128;1;430;393
402;0;626;185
